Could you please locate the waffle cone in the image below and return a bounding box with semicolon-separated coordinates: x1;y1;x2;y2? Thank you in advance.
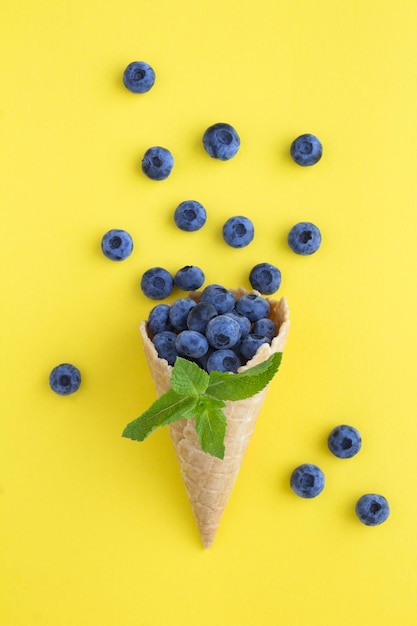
139;287;290;548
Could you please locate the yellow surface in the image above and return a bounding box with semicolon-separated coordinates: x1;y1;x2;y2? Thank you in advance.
1;1;417;624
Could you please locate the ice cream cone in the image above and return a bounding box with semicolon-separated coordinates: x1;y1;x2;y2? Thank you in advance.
139;287;290;548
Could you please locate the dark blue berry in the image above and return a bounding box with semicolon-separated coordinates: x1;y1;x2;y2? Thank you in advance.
152;331;178;365
222;216;254;248
249;263;281;294
123;61;155;94
206;315;242;350
169;298;197;331
174;265;205;291
141;267;174;300
288;222;322;255
195;348;214;372
355;494;390;526
239;334;270;360
101;229;133;261
328;425;362;459
235;293;270;322
224;311;251;338
142;146;174;180
174;200;207;232
200;284;236;314
253;318;276;341
147;304;173;335
187;302;218;334
290;464;325;498
202;123;240;160
290;133;323;166
206;349;241;373
49;363;81;395
175;330;209;359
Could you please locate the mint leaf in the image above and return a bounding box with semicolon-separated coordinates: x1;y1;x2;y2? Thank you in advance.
194;397;227;459
122;389;198;441
206;352;282;401
170;357;209;397
123;353;283;458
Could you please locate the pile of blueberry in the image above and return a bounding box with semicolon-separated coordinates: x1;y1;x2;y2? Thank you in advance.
147;285;278;374
290;424;390;526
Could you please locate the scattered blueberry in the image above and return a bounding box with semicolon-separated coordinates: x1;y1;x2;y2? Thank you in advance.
141;267;174;300
123;61;155;94
290;464;325;498
101;229;133;261
206;315;242;350
249;263;282;295
142;146;174;180
200;284;236;314
328;425;362;459
174;200;207;232
175;330;209;359
222;216;254;248
187;302;218;334
355;494;390;526
235;293;270;322
290;133;323;166
147;304;174;335
253;318;277;341
174;265;205;291
49;363;81;396
202;122;240;160
239;334;271;360
206;349;241;373
169;298;197;331
288;222;322;255
152;331;178;366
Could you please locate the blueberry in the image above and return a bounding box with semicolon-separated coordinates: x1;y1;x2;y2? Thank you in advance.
175;330;209;359
142;146;174;180
169;298;197;331
187;302;218;333
288;222;322;255
290;464;325;498
222;216;254;248
200;284;236;314
195;348;214;372
355;494;390;526
152;331;178;365
224;311;251;338
174;200;207;232
235;293;270;322
239;334;270;360
328;425;362;459
141;267;174;300
123;61;155;94
206;349;241;373
206;315;242;350
290;133;323;166
174;265;205;291
253;318;277;341
249;263;282;295
101;229;133;261
49;363;81;395
147;303;173;335
202;122;240;160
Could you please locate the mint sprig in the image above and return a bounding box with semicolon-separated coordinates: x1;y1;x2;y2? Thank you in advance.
122;353;282;459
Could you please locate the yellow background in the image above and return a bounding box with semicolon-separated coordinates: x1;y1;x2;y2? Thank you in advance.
1;1;417;624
